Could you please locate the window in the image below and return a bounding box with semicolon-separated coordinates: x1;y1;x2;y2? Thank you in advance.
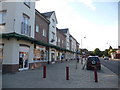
21;14;31;36
62;40;63;44
52;19;55;22
24;0;30;7
0;10;6;25
52;32;55;40
43;29;46;37
52;26;55;28
36;25;39;32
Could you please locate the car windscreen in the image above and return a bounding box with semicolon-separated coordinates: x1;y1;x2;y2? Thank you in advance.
88;57;99;62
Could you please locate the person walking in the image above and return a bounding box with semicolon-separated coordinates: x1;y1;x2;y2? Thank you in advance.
77;55;79;63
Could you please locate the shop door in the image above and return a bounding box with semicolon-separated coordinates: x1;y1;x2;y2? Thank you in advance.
51;53;55;62
19;52;28;70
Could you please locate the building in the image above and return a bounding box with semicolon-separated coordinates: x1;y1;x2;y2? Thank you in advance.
0;1;80;73
42;11;58;63
1;1;35;73
59;28;71;60
56;28;66;62
69;35;77;60
32;9;50;69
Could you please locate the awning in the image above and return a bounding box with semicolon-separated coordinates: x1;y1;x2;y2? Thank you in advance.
0;32;75;53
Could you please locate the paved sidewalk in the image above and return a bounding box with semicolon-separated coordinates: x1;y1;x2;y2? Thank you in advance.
2;60;118;88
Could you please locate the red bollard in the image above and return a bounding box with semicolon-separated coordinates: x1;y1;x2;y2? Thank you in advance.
94;67;98;82
66;66;69;80
43;65;46;78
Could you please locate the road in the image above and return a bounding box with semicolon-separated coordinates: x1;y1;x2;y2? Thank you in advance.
100;58;120;75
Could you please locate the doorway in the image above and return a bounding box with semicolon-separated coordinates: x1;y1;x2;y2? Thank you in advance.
19;52;28;70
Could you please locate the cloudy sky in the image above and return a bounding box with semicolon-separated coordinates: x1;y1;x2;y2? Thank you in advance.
36;0;118;51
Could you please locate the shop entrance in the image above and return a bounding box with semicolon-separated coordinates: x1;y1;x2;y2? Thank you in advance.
19;52;28;70
51;53;55;62
19;45;29;70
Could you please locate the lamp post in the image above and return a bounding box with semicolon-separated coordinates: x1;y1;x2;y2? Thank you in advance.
81;36;86;49
81;36;86;59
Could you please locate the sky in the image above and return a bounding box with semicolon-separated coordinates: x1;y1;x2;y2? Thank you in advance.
35;0;118;51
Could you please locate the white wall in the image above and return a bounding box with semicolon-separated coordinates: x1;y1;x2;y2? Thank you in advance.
1;1;35;38
48;12;57;45
3;38;19;64
65;30;70;50
2;38;34;65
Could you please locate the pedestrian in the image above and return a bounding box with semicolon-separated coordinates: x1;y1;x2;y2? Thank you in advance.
81;56;83;64
77;56;79;63
61;54;64;63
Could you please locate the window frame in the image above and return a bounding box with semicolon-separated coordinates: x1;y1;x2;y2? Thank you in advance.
52;32;55;40
43;29;47;37
0;10;7;25
24;0;30;8
35;24;39;33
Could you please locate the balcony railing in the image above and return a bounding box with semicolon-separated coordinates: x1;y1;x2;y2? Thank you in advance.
21;22;31;36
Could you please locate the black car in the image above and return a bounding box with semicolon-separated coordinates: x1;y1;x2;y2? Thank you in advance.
104;56;109;60
86;56;101;70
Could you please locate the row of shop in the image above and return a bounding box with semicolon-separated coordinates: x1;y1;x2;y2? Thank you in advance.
1;33;77;73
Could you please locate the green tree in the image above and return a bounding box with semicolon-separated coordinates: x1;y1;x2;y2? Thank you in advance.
93;48;102;57
103;49;109;57
108;49;116;57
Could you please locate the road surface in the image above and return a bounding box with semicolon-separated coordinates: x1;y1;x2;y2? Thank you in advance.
100;58;120;75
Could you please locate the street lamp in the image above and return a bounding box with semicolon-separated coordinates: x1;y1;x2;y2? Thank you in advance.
81;36;86;49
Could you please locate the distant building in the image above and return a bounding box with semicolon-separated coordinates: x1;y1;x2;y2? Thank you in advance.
56;28;66;61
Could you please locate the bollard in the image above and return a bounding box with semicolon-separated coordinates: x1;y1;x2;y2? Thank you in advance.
43;65;46;78
94;66;98;82
66;66;69;80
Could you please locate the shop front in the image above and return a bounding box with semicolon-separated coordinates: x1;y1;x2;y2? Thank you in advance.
33;45;48;69
0;44;3;70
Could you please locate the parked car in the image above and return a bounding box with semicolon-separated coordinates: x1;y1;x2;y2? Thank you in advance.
104;56;109;60
86;56;101;70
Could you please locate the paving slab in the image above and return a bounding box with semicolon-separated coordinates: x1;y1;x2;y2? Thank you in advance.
2;60;118;88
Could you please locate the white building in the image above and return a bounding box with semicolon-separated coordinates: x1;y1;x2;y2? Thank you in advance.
69;35;76;59
42;11;58;63
0;0;35;73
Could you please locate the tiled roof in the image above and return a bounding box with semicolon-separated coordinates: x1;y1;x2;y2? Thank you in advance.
59;28;68;33
41;11;54;18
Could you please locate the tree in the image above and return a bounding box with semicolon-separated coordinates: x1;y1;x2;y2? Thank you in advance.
103;49;109;57
109;46;113;50
93;48;103;57
108;49;116;57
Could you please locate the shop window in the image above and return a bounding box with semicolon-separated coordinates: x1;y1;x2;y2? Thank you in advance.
34;46;47;61
0;44;4;65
